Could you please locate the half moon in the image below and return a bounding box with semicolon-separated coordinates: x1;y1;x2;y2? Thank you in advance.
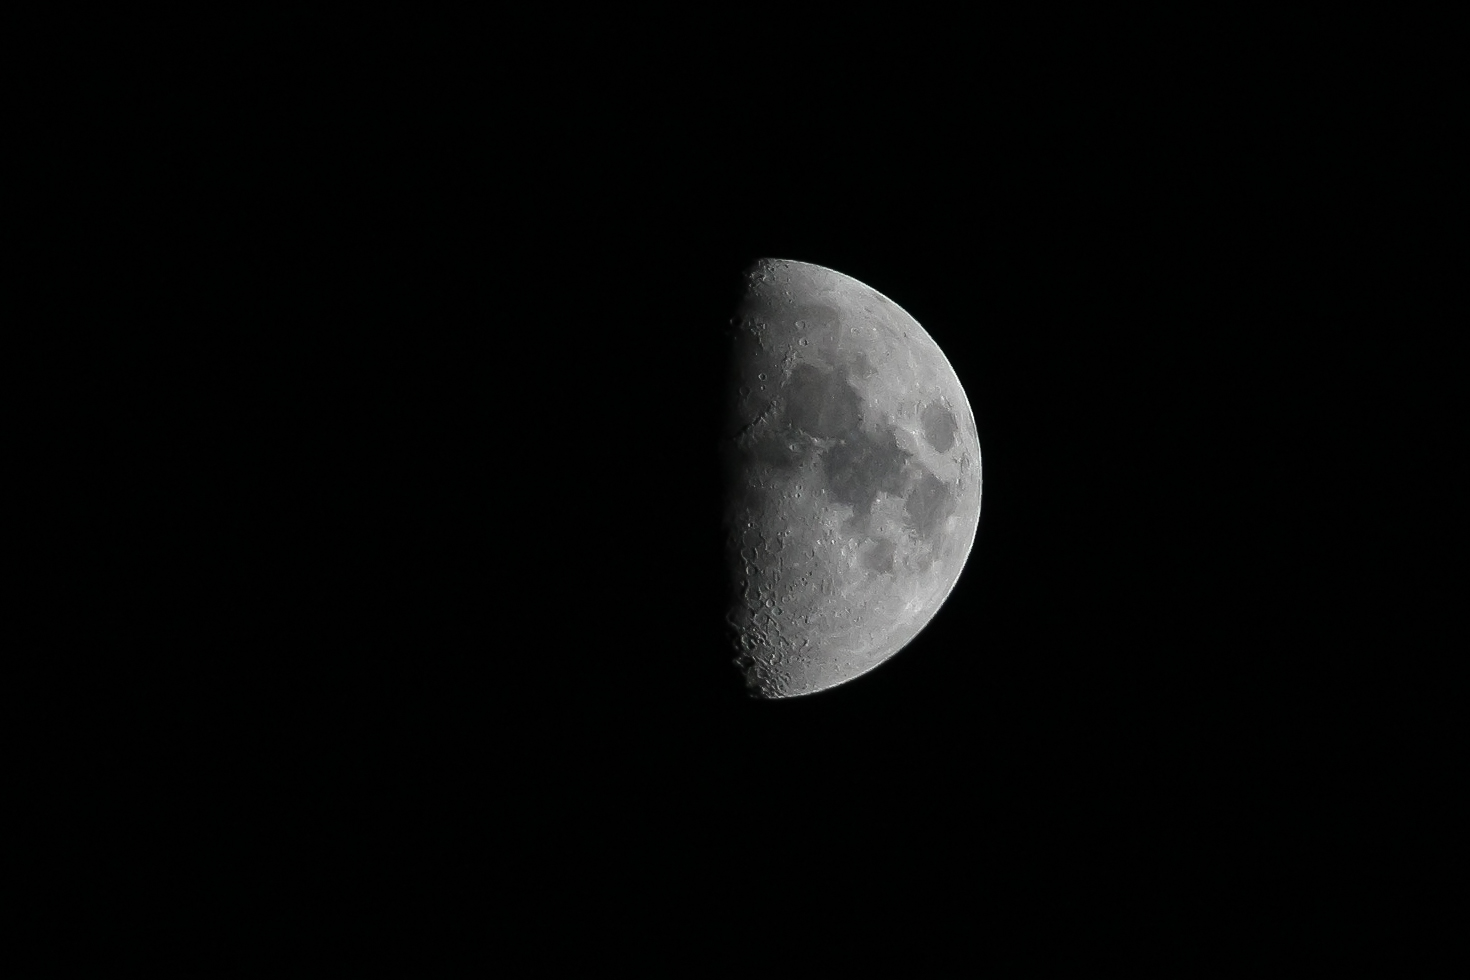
723;258;982;698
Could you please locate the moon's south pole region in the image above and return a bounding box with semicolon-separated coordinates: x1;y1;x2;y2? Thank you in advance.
723;259;982;698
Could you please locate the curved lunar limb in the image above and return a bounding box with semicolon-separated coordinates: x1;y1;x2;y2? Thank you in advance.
724;259;982;698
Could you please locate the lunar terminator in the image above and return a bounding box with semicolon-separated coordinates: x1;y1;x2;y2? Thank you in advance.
724;259;982;697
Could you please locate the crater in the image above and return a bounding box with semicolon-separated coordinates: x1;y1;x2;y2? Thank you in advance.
794;302;842;351
921;401;958;453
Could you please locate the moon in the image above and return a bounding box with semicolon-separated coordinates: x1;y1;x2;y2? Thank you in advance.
723;259;982;698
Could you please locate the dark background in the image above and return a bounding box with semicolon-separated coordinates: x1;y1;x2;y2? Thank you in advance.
44;11;1459;964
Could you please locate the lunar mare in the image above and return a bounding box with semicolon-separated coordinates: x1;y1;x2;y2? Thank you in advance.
723;259;982;698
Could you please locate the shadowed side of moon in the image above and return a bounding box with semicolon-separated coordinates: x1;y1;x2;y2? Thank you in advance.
722;259;982;698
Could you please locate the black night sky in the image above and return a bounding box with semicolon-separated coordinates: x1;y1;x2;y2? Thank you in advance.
58;12;1458;965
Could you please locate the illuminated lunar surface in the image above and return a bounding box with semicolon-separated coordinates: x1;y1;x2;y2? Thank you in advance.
723;259;982;698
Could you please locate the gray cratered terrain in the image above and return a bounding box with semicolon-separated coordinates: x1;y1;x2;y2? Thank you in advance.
723;259;982;698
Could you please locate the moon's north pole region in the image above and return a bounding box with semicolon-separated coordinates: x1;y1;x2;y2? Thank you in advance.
723;258;982;698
